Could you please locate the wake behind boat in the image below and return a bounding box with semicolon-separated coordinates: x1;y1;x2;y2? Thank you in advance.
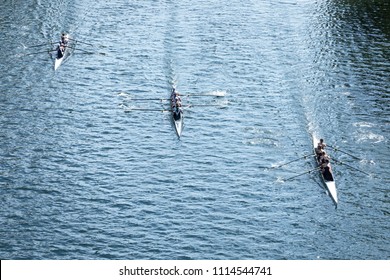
313;136;338;206
170;88;183;138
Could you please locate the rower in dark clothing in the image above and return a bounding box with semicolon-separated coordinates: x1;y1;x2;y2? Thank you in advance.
171;87;182;120
57;44;65;58
173;108;182;120
321;159;333;181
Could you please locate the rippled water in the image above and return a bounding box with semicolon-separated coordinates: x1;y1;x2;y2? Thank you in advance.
0;0;389;259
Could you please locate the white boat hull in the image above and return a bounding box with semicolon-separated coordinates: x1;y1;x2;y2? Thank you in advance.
174;117;183;137
325;181;338;205
54;57;64;70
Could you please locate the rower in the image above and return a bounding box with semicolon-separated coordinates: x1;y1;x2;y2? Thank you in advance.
319;151;330;165
315;144;323;158
321;159;330;171
172;92;180;100
173;106;182;120
321;159;333;180
317;138;326;150
60;33;69;45
315;145;322;157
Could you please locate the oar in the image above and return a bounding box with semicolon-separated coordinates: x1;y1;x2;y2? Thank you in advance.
63;46;92;54
272;154;315;169
29;42;57;48
327;145;363;161
332;158;371;176
24;50;57;56
68;38;93;46
130;95;223;100
185;104;225;107
77;51;95;55
130;98;170;101
127;99;225;107
184;92;226;97
284;167;321;181
126;108;172;112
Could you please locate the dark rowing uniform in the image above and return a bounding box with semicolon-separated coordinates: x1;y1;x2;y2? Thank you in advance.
57;47;64;59
173;107;182;121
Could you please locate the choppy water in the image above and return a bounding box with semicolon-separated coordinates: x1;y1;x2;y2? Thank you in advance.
0;0;389;259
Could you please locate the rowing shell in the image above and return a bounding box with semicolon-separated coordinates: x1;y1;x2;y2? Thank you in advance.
171;89;183;137
313;136;338;206
54;53;65;70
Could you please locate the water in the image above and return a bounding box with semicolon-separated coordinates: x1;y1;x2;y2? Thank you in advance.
0;0;389;260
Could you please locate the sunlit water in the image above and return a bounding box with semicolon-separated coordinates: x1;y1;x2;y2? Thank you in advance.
0;0;389;259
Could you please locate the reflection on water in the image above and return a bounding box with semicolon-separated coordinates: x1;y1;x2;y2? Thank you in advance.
334;0;390;37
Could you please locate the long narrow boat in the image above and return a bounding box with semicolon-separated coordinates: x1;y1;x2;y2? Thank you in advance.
313;136;338;206
170;88;183;138
54;34;71;70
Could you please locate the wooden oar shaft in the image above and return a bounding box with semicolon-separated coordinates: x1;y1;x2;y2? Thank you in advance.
328;145;362;160
285;167;321;181
29;41;58;48
68;38;93;46
131;98;170;101
186;104;223;107
184;93;225;97
126;108;172;112
77;51;94;55
333;158;371;176
25;50;57;56
273;154;315;168
128;98;223;107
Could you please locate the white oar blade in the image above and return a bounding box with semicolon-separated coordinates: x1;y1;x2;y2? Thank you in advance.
208;90;226;97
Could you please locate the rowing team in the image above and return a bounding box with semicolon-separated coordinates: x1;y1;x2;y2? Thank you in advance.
171;90;183;118
56;33;69;58
315;139;332;174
